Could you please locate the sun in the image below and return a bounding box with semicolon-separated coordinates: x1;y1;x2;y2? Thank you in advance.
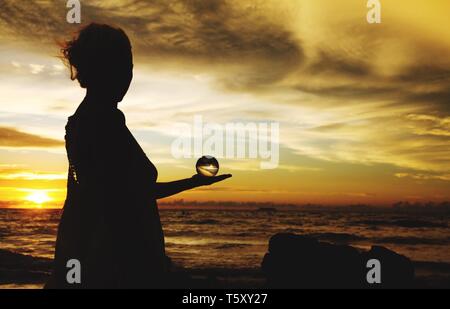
25;190;52;206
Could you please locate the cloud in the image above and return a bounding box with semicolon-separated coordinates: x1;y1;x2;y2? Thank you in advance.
1;1;449;109
0;0;303;71
395;172;450;182
0;127;63;148
406;114;450;137
0;200;19;208
29;63;45;74
0;171;66;180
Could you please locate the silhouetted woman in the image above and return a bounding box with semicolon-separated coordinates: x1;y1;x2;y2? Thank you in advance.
46;23;231;289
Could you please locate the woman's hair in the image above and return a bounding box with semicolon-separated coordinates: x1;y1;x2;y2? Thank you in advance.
60;23;131;88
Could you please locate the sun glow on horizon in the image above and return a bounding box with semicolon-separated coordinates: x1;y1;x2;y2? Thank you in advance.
24;190;52;206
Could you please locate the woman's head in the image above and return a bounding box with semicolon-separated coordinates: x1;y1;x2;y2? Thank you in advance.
61;23;133;103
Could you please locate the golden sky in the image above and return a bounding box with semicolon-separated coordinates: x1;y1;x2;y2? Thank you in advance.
0;0;449;208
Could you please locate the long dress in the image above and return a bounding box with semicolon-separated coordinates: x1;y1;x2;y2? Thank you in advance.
46;100;167;288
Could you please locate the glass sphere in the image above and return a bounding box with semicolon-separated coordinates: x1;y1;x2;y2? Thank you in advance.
196;155;219;177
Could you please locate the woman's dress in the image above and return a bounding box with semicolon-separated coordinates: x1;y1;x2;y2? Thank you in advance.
47;101;167;288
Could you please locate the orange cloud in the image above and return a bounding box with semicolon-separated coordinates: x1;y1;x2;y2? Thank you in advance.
0;127;63;148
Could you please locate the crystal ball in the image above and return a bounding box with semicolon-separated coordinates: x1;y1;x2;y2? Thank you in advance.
196;155;219;177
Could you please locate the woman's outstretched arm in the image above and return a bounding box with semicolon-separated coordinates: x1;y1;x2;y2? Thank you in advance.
154;174;232;200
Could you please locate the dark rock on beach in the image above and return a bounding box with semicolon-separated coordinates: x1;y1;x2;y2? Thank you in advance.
362;245;415;288
0;249;52;285
261;233;415;289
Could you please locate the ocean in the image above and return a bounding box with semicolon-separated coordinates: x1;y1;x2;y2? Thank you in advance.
1;207;449;273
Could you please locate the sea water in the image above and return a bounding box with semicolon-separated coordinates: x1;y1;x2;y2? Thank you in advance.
0;207;449;271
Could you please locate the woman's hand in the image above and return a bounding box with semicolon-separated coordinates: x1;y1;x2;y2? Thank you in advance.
155;174;232;199
192;174;232;187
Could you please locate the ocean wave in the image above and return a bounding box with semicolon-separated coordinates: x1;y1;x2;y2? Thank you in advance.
373;236;449;245
281;220;303;226
233;232;253;237
165;230;258;238
214;244;250;250
305;232;367;243
32;227;57;235
164;230;201;237
184;219;220;225
0;227;8;239
353;219;448;228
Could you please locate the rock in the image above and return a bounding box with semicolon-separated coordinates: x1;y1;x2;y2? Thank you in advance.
261;233;415;289
362;246;414;288
0;249;52;284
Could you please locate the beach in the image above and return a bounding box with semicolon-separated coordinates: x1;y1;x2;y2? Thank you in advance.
1;207;449;288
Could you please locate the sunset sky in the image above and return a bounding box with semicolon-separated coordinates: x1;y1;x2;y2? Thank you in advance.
0;0;449;208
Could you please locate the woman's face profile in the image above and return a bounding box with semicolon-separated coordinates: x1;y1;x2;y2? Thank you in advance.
106;50;133;103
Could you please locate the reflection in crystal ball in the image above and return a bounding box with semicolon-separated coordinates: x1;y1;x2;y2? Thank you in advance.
196;155;219;177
